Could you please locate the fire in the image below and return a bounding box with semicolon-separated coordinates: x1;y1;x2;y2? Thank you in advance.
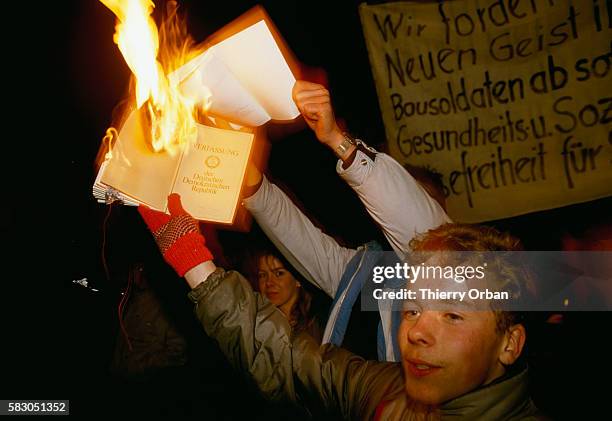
100;0;208;154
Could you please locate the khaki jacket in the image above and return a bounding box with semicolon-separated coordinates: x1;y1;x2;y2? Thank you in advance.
188;268;541;420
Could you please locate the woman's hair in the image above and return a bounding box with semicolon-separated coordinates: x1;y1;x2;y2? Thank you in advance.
245;247;317;334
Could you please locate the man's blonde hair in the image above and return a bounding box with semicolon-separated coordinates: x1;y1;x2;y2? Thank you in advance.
409;223;535;333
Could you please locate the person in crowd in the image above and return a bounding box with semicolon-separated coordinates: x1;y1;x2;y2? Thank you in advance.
110;262;188;379
247;245;325;343
137;194;542;420
402;163;447;211
239;80;450;360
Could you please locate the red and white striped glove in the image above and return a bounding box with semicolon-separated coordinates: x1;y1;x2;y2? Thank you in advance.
138;194;213;277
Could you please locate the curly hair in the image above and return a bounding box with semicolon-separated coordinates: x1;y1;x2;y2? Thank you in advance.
408;223;523;252
409;223;534;333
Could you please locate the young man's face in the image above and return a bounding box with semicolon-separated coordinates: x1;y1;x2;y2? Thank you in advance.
398;308;506;405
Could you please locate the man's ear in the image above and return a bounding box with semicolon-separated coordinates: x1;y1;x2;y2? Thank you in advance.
499;324;526;366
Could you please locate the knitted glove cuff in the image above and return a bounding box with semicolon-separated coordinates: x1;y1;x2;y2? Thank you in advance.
163;231;214;277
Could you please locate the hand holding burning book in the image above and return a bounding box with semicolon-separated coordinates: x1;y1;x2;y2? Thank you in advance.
93;1;300;225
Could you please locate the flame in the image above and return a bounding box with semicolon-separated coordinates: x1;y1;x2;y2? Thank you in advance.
100;0;207;154
102;127;118;160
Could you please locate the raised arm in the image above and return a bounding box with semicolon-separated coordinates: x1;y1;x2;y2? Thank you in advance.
188;267;296;401
290;332;402;419
138;194;296;401
137;196;402;416
243;171;356;298
336;149;451;257
292;80;451;257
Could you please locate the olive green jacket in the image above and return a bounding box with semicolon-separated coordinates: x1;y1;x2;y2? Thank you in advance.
188;268;541;420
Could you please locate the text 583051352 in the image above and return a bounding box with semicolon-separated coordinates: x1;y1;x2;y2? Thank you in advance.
1;400;69;415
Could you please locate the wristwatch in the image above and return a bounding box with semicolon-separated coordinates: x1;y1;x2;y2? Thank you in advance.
336;132;357;156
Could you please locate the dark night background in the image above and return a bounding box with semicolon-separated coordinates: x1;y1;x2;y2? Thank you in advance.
3;0;610;418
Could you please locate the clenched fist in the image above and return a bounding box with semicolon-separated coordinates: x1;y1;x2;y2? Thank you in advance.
292;80;344;147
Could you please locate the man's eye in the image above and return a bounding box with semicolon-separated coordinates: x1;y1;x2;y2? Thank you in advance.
445;313;463;322
403;310;420;319
274;270;285;277
257;273;266;280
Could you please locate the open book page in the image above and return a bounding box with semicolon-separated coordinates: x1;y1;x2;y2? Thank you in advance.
172;19;299;125
171;124;254;223
212;20;299;121
99;109;182;210
173;51;270;127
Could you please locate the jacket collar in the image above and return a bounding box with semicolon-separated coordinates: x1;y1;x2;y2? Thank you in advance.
440;367;538;420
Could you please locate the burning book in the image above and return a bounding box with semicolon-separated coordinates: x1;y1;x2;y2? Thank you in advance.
93;2;299;225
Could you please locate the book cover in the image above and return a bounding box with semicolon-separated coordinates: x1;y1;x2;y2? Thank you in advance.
94;108;254;224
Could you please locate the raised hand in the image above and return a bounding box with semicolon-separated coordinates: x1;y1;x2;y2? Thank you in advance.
292;80;344;146
138;193;213;277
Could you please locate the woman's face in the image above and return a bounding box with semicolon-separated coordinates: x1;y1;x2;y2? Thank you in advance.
257;255;300;316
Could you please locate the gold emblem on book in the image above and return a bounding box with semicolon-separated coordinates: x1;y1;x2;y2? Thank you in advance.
205;155;221;169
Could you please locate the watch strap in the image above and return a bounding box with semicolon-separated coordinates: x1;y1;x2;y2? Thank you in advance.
336;132;357;156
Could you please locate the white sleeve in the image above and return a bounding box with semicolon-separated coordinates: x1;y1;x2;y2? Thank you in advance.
242;176;357;298
337;149;451;258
